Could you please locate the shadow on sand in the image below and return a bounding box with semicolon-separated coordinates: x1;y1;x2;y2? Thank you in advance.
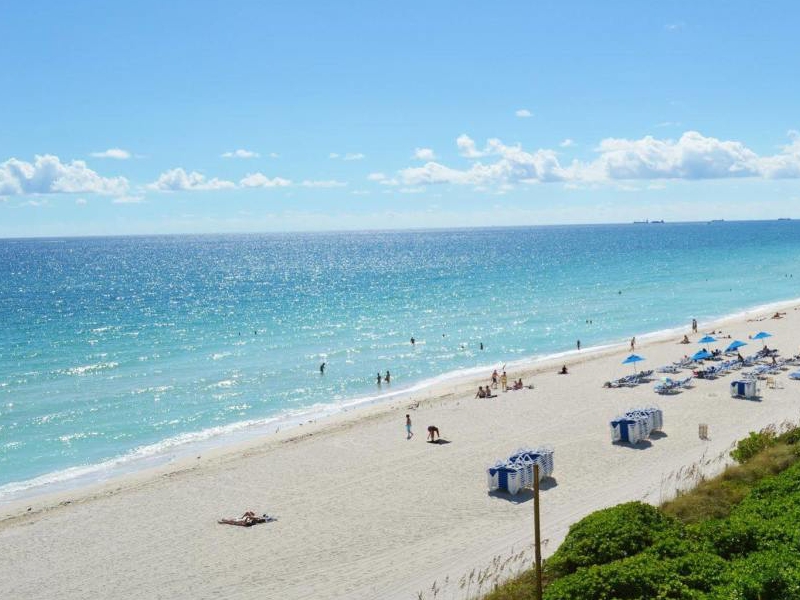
614;439;653;450
488;477;558;503
427;439;452;445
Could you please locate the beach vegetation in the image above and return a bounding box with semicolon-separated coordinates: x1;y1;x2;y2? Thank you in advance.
481;424;800;600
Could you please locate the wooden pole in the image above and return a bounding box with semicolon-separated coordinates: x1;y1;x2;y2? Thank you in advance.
533;463;543;600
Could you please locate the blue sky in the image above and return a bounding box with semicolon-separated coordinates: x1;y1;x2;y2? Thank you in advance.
2;1;800;237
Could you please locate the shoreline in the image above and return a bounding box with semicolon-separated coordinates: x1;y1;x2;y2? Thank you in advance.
3;298;800;599
3;294;799;509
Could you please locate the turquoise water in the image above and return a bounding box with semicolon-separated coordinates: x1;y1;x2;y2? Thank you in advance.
2;221;800;499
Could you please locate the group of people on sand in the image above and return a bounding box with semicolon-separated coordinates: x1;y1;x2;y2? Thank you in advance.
476;369;527;397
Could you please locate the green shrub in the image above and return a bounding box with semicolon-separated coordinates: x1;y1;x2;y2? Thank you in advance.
543;550;728;600
731;429;777;464
709;548;800;599
545;502;681;577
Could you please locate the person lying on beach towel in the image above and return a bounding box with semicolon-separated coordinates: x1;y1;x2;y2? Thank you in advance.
218;511;277;527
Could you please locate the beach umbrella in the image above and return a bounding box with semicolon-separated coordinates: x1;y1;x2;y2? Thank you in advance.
725;340;747;353
692;349;712;361
752;331;772;347
698;335;717;344
622;353;645;373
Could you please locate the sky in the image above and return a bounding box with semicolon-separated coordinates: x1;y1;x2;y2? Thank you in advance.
2;0;800;237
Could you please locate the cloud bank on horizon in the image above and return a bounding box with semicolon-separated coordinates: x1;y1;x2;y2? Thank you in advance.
3;131;800;201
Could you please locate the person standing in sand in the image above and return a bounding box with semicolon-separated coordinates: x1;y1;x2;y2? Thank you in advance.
491;370;498;389
577;340;581;351
500;371;508;392
692;318;698;333
405;414;413;439
630;336;636;351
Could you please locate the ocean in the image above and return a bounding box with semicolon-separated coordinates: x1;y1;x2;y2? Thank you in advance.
2;221;799;501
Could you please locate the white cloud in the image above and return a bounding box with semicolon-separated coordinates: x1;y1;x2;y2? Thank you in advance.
397;130;800;188
239;173;292;188
301;180;348;188
328;153;340;159
413;148;437;160
559;139;574;148
515;109;533;118
456;134;486;158
149;168;236;191
75;198;87;205
112;195;145;204
268;152;280;158
367;172;387;181
399;187;425;194
0;154;129;196
221;149;260;159
90;148;132;160
665;22;685;32
351;190;370;196
402;139;566;186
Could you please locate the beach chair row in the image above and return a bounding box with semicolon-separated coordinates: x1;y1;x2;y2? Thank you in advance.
487;446;554;495
653;376;693;394
610;407;663;445
606;370;654;388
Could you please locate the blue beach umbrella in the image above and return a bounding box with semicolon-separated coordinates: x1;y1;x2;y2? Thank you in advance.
725;340;747;353
692;349;712;361
622;353;645;373
698;335;717;344
752;331;772;347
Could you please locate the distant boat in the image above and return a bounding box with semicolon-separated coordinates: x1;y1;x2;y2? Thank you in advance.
709;219;725;223
778;217;792;221
633;219;649;224
651;219;665;224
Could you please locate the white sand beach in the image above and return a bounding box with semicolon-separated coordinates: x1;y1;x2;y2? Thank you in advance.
2;302;800;600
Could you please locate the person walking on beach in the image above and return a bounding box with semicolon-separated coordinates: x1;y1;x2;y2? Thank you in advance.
692;318;698;333
405;414;413;439
630;337;636;351
577;339;581;351
491;370;498;389
500;371;508;392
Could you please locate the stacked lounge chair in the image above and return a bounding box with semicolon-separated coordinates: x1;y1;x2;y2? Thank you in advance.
487;446;554;495
610;407;664;445
730;379;759;399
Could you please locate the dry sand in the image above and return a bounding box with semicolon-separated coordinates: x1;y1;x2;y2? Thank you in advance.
2;302;800;600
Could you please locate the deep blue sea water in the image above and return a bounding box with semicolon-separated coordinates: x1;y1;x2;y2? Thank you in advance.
2;222;800;500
